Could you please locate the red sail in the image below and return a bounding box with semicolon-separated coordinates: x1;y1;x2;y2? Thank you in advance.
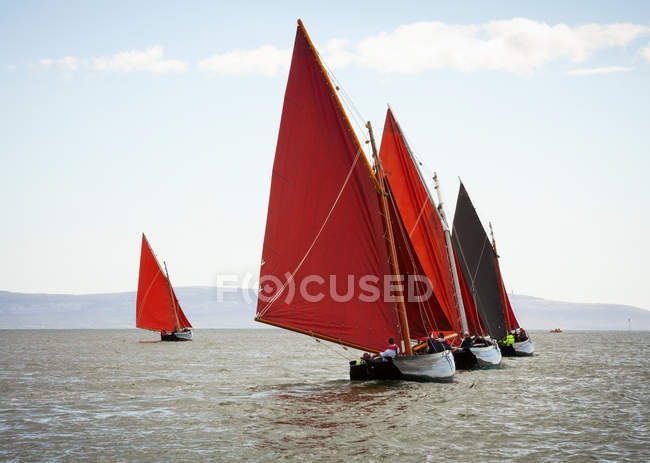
495;257;519;331
386;181;452;338
136;234;192;331
256;21;400;353
378;108;462;334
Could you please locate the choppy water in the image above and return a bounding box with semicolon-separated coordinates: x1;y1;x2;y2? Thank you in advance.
1;330;648;462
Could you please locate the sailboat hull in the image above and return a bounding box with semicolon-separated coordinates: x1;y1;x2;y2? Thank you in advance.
453;344;502;369
471;344;502;368
350;350;455;383
161;330;193;342
499;338;533;356
513;339;534;356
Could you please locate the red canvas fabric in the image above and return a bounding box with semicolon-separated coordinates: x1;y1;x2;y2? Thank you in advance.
136;234;191;331
378;108;462;333
256;23;402;352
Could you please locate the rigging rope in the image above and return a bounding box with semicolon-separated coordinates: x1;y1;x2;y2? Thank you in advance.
408;194;431;239
257;148;364;319
307;333;356;361
452;223;490;336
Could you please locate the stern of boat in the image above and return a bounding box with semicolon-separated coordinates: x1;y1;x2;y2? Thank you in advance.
513;339;534;356
470;344;502;368
393;350;455;382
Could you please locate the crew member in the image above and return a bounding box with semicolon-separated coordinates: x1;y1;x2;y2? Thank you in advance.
459;332;473;350
371;337;400;362
518;327;528;341
427;333;452;353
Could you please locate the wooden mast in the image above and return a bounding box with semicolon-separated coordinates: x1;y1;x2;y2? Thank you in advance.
366;121;413;356
163;261;181;332
387;110;468;336
432;173;469;335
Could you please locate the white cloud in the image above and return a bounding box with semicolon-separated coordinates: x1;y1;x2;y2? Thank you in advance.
199;19;649;77
7;65;16;71
57;56;78;71
322;39;356;68
347;19;650;74
37;46;186;74
198;45;290;77
40;56;79;71
92;45;186;73
640;43;650;62
568;66;633;75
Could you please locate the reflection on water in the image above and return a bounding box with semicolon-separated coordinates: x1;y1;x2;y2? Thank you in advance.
1;329;648;462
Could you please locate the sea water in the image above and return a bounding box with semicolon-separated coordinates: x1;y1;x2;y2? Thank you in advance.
1;330;648;462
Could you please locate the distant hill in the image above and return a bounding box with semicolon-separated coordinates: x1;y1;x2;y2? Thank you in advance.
0;288;648;330
509;295;649;331
0;287;258;329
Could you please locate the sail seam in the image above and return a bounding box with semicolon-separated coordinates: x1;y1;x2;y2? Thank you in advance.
257;147;364;319
136;272;161;328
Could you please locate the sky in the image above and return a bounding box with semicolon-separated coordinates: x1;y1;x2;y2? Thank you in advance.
1;1;649;311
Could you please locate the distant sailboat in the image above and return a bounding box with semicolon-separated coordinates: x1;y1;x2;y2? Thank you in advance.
378;108;501;369
136;234;192;341
255;20;455;382
451;183;533;356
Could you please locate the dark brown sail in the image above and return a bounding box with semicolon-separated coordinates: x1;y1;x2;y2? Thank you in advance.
451;183;507;339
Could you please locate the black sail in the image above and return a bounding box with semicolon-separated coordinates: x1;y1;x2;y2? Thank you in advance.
451;183;507;339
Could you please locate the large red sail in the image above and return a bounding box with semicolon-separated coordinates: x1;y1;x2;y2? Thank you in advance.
378;108;462;334
256;21;400;353
136;234;191;331
495;257;519;331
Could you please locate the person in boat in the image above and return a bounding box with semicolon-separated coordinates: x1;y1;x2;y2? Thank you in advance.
458;332;473;351
360;352;372;364
517;328;528;341
371;337;400;362
427;333;452;353
501;331;515;347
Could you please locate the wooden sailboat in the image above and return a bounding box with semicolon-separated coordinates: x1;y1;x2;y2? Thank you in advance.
136;234;193;341
378;108;502;369
255;20;455;382
451;184;533;356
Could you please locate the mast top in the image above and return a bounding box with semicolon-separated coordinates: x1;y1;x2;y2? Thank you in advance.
366;119;413;356
489;222;499;256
